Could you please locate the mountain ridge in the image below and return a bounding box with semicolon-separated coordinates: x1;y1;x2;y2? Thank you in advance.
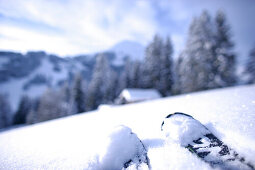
0;40;145;111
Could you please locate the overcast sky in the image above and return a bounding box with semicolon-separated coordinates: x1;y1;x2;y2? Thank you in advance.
0;0;254;60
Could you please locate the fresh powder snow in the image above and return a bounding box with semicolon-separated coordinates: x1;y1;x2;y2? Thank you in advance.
0;57;69;110
85;125;148;170
161;113;209;146
0;84;255;169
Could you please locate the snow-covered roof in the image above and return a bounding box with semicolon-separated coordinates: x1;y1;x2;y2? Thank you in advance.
119;88;162;102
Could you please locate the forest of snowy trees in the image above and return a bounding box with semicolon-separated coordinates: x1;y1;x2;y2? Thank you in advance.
1;10;255;128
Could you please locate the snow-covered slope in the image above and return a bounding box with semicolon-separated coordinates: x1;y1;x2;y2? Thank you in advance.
0;85;254;169
1;58;65;110
0;40;145;111
0;52;90;111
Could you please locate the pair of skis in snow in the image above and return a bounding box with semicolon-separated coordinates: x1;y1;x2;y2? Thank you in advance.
123;112;254;170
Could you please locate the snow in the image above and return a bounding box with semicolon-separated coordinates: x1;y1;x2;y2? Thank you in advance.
120;88;162;103
0;57;70;110
147;142;212;170
0;84;255;169
98;104;115;110
162;113;209;146
86;125;147;170
34;57;68;87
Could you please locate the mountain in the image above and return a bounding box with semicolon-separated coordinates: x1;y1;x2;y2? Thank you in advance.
0;51;87;110
0;40;145;112
0;84;254;169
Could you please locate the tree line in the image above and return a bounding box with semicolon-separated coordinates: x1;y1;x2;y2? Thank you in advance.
1;10;255;128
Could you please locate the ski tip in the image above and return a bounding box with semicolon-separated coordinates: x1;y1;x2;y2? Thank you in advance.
165;112;193;119
161;112;193;131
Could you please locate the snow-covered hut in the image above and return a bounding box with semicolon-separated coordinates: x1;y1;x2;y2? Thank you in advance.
116;88;162;104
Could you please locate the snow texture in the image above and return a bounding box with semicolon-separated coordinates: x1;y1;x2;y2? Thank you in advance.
162;113;209;146
0;57;69;110
86;125;147;170
0;84;255;169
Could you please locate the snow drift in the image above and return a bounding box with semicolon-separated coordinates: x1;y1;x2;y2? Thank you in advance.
0;84;254;169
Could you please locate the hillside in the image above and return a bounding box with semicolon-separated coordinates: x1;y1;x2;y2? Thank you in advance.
0;41;144;111
0;84;254;169
0;51;89;110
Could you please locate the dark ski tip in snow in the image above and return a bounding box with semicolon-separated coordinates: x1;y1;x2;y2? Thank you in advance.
161;112;254;170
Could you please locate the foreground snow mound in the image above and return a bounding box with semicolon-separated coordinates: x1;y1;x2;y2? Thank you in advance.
148;142;212;170
162;113;209;146
89;125;149;170
0;85;254;169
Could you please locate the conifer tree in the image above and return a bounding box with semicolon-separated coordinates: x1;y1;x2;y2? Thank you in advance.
129;61;141;88
159;36;174;96
103;70;118;103
173;52;185;95
32;88;68;123
72;73;86;113
0;93;12;128
119;58;132;90
142;34;174;95
178;11;216;93
119;58;141;91
142;34;163;89
36;88;68;123
245;46;255;84
13;95;32;125
26;98;40;124
87;54;115;110
214;10;236;87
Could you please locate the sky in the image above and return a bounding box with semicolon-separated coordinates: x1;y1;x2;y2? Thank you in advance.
0;0;254;60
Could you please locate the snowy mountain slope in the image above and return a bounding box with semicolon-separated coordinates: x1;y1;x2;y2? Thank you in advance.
0;85;254;169
0;52;89;111
1;57;64;110
0;40;144;112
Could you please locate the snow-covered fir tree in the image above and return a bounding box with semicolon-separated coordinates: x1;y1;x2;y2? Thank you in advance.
35;88;69;123
142;34;163;89
214;10;236;87
178;11;216;93
60;82;72;113
71;73;86;114
119;58;141;91
13;95;32;125
119;58;132;90
159;36;174;96
26;98;40;124
142;34;174;96
173;52;185;95
0;93;12;128
245;45;255;84
129;60;141;88
87;54;116;110
61;81;71;104
103;69;118;103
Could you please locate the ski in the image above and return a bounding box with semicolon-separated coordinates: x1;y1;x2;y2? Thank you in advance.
103;125;151;170
123;138;151;170
161;112;254;170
